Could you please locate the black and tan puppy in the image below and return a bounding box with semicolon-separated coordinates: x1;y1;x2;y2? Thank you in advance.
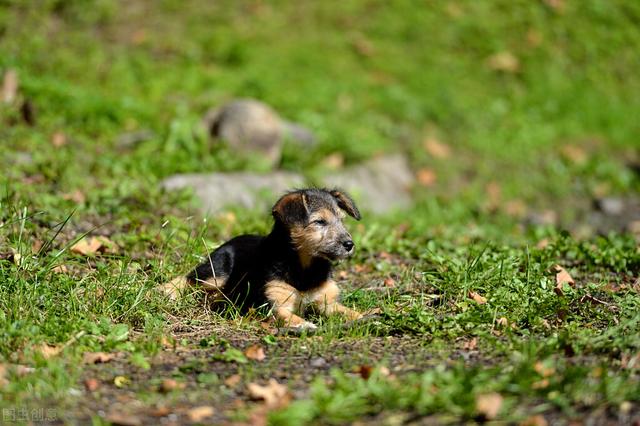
164;188;363;330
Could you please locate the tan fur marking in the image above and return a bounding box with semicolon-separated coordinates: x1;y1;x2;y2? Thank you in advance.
289;224;322;268
308;280;363;320
159;276;189;300
264;280;312;327
197;276;226;291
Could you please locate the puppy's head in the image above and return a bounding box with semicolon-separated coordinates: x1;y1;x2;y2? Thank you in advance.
272;188;361;264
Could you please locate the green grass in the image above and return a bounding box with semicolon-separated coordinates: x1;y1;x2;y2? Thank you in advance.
1;0;639;424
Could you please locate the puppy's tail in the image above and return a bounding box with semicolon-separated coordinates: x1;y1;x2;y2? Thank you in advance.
158;276;190;300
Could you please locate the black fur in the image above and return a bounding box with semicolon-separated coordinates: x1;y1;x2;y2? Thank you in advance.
186;188;357;310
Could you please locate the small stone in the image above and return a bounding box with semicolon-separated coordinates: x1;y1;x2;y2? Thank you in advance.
310;357;327;368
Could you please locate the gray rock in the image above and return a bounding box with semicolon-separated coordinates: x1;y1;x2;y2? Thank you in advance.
161;154;415;215
324;154;415;214
162;171;304;214
202;99;316;166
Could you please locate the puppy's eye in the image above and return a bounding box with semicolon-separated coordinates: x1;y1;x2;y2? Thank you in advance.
313;219;328;226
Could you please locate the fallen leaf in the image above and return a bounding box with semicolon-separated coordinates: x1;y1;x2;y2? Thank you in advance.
485;181;502;209
84;378;100;391
560;144;588;165
36;343;62;359
504;199;527;218
476;392;503;420
160;378;185;393
462;337;478;350
62;190;86;204
83;352;116;364
496;317;509;328
487;51;520;73
534;361;555;377
554;265;575;296
149;406;171;417
52;264;69;274
423;137;451;159
351;34;375;57
245;344;266;361
31;239;43;253
520;414;548;426
71;236;118;256
247;379;291;408
51;131;67;147
104;413;141;426
357;365;374;380
543;0;565;13
224;374;242;387
469;291;487;304
526;29;543;47
416;168;437;187
71;237;103;256
536;238;550;249
532;378;550;389
187;406;215;422
383;278;396;288
322;153;344;169
2;69;18;104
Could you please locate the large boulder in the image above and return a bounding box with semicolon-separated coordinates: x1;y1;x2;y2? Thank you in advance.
161;154;415;215
202;99;316;167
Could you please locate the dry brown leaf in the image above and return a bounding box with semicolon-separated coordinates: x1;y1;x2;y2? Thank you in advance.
245;344;266;362
2;69;18;104
462;337;478;350
31;239;43;253
83;351;116;364
532;378;550;389
560;144;588;165
160;378;185;393
383;278;396;288
322;153;344;169
520;415;548;426
84;378;100;391
543;0;565;13
36;343;62;359
423;137;451;159
357;365;374;380
536;238;550;249
62;190;86;204
496;317;509;328
526;29;543;47
554;265;575;296
51;131;67;147
504;199;527;218
487;52;520;73
247;379;291;408
52;264;68;274
104;412;141;426
71;237;103;256
476;392;503;420
534;361;555;378
186;406;215;422
469;291;487;305
416;168;437;187
485;181;502;208
224;374;242;387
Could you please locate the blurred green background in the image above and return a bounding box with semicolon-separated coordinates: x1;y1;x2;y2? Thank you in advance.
2;0;638;219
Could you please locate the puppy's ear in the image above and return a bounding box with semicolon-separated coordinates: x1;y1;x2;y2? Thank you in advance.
330;189;361;220
272;191;309;225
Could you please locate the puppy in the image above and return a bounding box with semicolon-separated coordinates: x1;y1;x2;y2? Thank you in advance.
165;188;363;330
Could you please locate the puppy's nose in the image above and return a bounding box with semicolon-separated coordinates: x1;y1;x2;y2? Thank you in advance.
342;240;354;251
